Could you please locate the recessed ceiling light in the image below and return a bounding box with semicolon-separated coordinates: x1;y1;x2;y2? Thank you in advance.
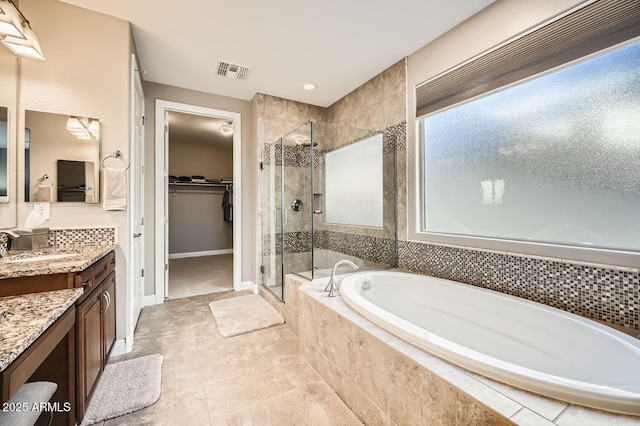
303;83;317;91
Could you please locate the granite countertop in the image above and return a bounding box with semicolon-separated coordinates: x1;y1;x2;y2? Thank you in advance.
0;288;83;372
0;244;116;279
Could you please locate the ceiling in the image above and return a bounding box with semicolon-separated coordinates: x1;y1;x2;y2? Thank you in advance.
59;0;494;107
167;112;232;148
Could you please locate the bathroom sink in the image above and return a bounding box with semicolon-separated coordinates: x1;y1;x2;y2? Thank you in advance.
4;253;78;263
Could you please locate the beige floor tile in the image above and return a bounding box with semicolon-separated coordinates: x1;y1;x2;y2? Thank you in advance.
103;290;356;426
228;381;362;426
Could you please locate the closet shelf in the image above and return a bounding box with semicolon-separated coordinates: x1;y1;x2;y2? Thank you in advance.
169;182;232;188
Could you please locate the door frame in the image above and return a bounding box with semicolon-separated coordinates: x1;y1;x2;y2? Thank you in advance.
126;54;145;353
154;100;242;303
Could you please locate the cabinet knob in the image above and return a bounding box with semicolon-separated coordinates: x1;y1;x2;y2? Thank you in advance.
110;259;115;265
83;279;93;288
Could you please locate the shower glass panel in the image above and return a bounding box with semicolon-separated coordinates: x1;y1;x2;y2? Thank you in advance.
261;120;397;301
261;139;283;300
261;122;314;301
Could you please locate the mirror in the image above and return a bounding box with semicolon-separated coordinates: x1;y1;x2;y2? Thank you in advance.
24;110;100;203
0;107;7;203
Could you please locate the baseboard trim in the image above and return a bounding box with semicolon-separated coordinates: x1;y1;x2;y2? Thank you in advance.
110;338;130;357
236;280;258;293
144;295;159;306
168;249;233;259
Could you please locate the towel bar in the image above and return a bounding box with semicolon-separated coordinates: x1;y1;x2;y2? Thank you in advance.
101;150;130;170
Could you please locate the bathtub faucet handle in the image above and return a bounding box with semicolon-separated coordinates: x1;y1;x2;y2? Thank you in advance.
326;259;359;297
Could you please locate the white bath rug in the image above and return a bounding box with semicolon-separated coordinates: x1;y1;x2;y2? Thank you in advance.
80;354;163;426
209;294;285;337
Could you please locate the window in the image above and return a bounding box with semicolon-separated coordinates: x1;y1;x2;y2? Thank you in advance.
413;0;640;264
419;39;640;252
325;134;383;228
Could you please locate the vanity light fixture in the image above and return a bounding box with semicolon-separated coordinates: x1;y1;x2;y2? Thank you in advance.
87;119;100;139
0;0;25;39
220;121;233;136
0;0;44;60
66;116;94;140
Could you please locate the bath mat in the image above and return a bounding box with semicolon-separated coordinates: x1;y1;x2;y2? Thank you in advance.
209;294;284;337
80;354;163;426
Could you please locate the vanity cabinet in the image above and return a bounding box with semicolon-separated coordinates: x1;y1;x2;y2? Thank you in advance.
75;251;116;422
0;248;116;425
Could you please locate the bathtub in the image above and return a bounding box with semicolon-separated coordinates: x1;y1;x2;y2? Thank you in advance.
339;270;640;416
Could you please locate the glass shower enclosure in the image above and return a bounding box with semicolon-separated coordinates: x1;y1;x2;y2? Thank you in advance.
261;120;397;302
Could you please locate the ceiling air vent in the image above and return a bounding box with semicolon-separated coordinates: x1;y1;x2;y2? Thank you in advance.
217;61;251;80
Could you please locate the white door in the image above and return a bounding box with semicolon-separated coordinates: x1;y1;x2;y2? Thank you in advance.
130;57;145;331
163;110;169;298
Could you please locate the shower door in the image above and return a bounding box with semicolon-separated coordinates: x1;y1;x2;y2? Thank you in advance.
261;122;314;302
261;137;284;301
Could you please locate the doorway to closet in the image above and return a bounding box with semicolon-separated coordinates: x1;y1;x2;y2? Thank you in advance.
154;100;242;303
167;111;234;298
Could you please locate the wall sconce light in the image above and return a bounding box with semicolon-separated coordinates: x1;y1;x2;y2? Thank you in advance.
0;0;44;60
66;116;99;140
220;121;233;136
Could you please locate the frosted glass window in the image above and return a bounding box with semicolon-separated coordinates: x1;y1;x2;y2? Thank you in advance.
325;134;383;227
420;39;640;252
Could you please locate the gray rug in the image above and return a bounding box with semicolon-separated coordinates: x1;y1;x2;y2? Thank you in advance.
209;294;284;337
80;354;163;426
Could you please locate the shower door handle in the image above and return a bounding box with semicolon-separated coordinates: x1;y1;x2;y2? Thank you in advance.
274;207;287;227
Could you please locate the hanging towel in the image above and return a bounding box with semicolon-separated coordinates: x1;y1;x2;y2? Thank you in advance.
222;186;233;222
37;184;53;202
103;167;127;211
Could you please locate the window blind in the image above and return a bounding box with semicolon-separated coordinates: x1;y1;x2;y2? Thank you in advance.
416;0;640;118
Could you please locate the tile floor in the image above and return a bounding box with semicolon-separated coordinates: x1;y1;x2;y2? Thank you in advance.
168;255;233;299
102;290;362;425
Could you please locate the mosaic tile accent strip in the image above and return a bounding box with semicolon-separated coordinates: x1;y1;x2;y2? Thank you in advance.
0;234;8;254
263;121;406;168
263;230;397;267
263;232;313;256
315;230;397;267
49;227;116;248
384;121;406;152
398;240;640;330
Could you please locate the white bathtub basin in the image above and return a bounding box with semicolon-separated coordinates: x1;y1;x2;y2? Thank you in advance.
339;270;640;416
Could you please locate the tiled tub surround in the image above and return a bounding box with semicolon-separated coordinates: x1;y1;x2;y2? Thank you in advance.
0;288;83;371
398;241;640;332
277;275;640;426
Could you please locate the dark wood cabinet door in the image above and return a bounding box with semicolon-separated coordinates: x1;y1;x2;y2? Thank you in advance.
102;273;116;360
76;288;103;421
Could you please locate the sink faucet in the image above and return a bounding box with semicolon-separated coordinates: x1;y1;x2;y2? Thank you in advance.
326;259;359;297
0;229;19;257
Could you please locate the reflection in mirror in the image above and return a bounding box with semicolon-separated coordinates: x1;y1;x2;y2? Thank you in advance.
24;110;100;203
0;107;7;202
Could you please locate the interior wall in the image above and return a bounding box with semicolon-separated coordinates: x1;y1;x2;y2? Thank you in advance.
168;141;233;254
142;81;253;295
16;0;132;339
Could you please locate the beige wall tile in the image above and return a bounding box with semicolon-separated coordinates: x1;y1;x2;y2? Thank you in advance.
347;325;392;413
346;381;391;426
455;391;515;425
383;92;406;128
389;351;456;425
300;336;350;402
383;60;406;99
265;95;288;121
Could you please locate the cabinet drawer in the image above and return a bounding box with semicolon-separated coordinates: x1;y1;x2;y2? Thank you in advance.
74;268;96;303
93;251;115;285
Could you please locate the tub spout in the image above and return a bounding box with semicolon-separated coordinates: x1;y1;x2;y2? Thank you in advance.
326;259;359;297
